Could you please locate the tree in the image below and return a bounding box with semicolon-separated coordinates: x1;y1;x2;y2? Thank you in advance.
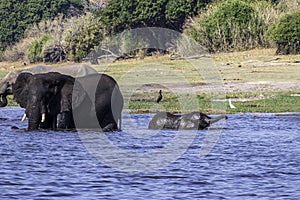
0;0;83;52
98;0;211;33
165;0;211;31
187;0;266;52
63;13;104;61
268;11;300;54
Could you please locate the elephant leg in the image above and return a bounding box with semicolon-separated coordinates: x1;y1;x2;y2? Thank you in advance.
52;116;57;130
57;111;75;129
102;123;118;132
98;111;118;131
39;121;46;129
57;112;67;129
39;115;56;129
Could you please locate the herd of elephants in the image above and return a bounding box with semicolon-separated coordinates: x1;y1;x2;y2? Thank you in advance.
0;64;227;131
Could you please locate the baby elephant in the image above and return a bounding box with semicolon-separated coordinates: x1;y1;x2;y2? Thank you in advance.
148;112;227;130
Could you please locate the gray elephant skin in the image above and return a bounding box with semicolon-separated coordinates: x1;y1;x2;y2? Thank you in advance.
13;72;123;131
148;112;227;130
0;64;97;107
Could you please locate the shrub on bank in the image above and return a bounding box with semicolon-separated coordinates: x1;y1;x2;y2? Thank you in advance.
27;34;52;63
63;13;104;62
0;0;83;52
267;11;300;54
186;0;267;52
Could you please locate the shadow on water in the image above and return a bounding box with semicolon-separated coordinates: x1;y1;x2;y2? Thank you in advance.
1;106;300;199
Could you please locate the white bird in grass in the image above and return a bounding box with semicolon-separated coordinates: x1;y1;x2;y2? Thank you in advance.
228;98;236;109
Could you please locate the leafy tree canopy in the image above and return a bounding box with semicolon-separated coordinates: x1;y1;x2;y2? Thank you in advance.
187;0;266;52
268;11;300;54
0;0;83;51
98;0;211;33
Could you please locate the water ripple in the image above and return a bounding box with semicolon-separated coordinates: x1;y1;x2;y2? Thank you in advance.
1;107;300;199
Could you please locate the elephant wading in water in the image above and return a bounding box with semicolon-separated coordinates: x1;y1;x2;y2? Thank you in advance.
13;72;123;131
148;112;227;130
0;64;97;107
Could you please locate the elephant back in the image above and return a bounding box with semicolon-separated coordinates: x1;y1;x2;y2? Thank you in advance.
148;112;180;129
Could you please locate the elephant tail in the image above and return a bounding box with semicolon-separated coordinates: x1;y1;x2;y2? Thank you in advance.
118;113;122;131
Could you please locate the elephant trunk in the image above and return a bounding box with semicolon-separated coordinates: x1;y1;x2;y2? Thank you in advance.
209;115;228;124
28;115;40;130
0;94;8;107
28;122;39;131
27;105;43;131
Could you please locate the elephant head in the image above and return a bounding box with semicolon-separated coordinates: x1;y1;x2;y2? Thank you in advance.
179;112;212;130
13;72;80;130
179;112;228;130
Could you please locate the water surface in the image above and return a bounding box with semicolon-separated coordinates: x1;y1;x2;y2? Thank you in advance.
1;107;300;199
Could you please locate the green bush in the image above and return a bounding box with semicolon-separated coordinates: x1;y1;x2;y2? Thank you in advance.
98;0;167;33
0;0;83;51
187;0;267;52
165;0;211;31
27;34;52;63
98;0;211;33
3;14;67;63
63;13;103;62
268;11;300;54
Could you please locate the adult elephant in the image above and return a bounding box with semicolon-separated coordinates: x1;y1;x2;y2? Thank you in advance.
13;72;74;130
13;72;123;131
148;112;227;130
0;64;97;107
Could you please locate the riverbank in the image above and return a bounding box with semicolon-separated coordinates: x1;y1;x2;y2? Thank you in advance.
93;48;300;114
1;48;299;114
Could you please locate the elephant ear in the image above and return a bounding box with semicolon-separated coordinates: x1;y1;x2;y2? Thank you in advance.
12;72;33;108
71;80;87;109
45;73;75;110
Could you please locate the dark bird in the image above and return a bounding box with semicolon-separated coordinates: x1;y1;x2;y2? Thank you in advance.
156;90;162;103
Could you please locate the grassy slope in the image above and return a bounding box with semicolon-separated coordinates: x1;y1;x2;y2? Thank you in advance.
1;48;299;114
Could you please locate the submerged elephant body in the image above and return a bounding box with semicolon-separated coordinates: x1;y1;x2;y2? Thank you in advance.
0;64;97;107
148;112;227;130
13;72;123;131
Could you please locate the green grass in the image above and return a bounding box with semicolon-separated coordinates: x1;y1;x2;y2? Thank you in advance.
0;71;8;78
7;89;298;114
226;95;300;114
7;96;19;106
127;92;300;114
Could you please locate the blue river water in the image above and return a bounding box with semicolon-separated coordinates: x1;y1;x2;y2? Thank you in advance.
0;106;300;199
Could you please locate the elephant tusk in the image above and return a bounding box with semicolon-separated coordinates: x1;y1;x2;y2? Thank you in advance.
21;113;27;122
41;113;46;122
